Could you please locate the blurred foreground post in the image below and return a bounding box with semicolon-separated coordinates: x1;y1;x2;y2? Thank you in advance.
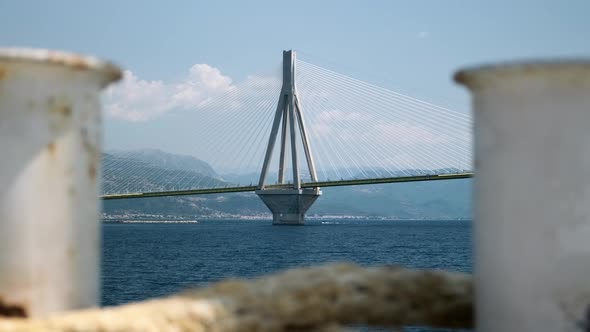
456;61;590;331
0;48;120;317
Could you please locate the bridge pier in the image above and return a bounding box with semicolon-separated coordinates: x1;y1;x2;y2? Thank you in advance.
256;188;321;225
256;50;321;225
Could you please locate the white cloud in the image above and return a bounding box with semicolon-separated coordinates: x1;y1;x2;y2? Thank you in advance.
172;64;234;107
104;64;234;122
418;31;430;38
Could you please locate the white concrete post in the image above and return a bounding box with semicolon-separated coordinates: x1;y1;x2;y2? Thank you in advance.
0;48;121;317
456;61;590;331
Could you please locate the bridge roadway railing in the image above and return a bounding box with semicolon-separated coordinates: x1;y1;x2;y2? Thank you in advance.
100;172;474;200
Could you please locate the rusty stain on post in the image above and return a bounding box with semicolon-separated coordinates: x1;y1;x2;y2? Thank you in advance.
87;164;97;181
46;142;56;154
0;297;26;318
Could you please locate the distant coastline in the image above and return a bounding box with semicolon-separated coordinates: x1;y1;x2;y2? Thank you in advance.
102;219;199;224
101;215;470;223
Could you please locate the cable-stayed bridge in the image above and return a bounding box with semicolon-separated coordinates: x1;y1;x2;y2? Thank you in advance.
102;50;472;224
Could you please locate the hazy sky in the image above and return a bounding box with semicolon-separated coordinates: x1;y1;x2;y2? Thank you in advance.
2;1;589;171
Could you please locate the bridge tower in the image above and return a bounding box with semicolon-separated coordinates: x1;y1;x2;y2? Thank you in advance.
256;50;321;225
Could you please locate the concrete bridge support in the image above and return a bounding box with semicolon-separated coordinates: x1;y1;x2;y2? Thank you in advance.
256;188;321;225
256;50;321;225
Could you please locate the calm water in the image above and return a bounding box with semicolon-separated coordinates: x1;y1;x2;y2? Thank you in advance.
102;219;472;330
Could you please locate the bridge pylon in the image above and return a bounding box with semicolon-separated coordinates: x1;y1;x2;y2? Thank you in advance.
256;50;321;225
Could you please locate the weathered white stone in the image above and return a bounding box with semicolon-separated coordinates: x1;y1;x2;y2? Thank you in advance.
0;48;120;317
456;60;590;331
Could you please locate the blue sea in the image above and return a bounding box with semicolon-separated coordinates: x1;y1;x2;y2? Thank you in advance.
102;219;472;330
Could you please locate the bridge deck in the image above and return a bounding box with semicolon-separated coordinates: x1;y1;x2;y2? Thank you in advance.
101;172;473;200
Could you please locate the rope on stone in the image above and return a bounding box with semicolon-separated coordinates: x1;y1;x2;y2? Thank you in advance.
0;263;473;332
